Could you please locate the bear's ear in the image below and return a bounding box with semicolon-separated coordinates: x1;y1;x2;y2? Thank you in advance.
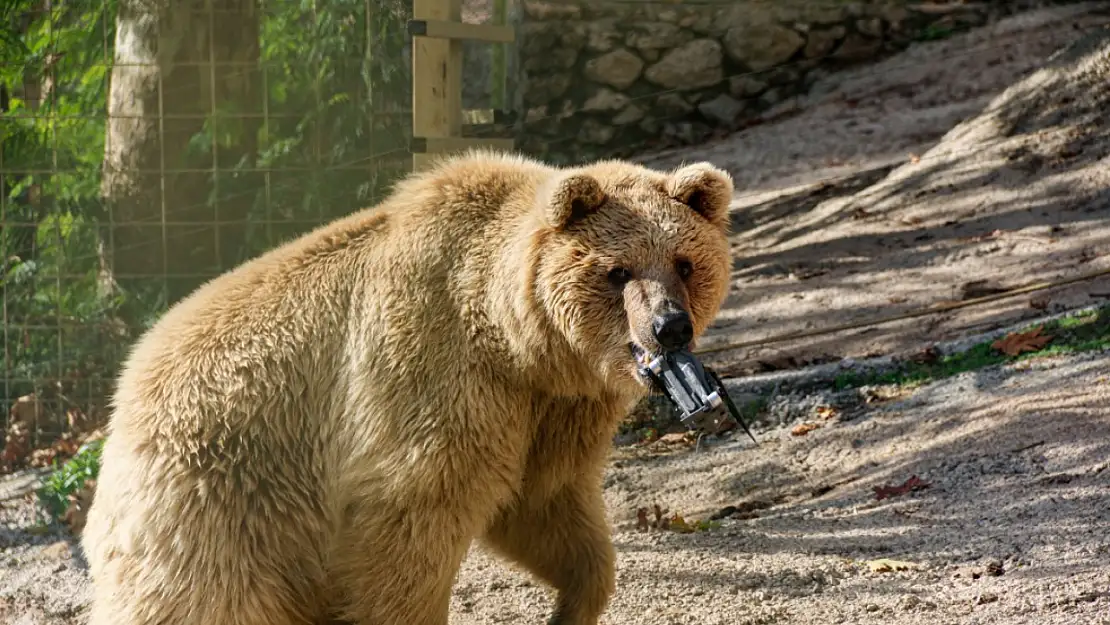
542;172;607;230
667;162;734;228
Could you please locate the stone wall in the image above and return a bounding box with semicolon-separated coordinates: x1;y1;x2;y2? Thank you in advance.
509;0;1069;164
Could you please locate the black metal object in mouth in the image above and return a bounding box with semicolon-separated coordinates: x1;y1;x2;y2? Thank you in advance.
636;348;759;444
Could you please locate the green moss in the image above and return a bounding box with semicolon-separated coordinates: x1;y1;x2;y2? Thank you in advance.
833;305;1110;391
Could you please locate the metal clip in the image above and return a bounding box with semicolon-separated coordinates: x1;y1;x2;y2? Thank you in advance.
639;349;758;445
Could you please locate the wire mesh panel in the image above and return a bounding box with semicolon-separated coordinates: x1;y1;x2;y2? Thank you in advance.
1;0;413;446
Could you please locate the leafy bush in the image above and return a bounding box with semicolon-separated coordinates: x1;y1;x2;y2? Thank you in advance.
38;436;102;520
2;0;412;430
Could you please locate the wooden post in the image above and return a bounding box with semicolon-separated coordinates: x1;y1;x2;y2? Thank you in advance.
412;0;462;173
410;0;515;172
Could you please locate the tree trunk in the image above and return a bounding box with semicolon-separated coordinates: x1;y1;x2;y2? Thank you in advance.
100;0;260;315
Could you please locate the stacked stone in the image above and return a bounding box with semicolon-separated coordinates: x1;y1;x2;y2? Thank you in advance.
513;0;998;163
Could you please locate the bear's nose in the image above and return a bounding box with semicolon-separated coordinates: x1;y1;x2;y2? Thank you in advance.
652;310;694;352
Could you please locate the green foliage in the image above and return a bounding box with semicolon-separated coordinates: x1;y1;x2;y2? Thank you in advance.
2;0;121;413
240;0;412;257
38;437;103;520
2;1;412;424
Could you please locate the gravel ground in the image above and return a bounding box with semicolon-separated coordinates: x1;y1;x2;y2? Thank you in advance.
451;347;1110;625
4;4;1110;625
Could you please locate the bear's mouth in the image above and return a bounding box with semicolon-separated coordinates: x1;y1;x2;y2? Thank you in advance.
628;342;661;389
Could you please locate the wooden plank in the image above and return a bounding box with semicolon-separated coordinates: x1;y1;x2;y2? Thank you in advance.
409;19;515;44
412;137;515;154
491;0;509;110
412;0;463;173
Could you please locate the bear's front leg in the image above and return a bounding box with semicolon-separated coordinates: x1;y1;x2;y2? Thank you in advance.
482;479;616;625
329;497;474;625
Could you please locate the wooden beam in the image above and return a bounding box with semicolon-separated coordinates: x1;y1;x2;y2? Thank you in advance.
407;19;515;44
410;136;515;155
412;0;463;173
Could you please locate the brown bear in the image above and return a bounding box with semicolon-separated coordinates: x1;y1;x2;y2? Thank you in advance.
81;149;734;625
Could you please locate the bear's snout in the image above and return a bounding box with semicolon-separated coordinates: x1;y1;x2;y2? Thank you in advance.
651;305;693;352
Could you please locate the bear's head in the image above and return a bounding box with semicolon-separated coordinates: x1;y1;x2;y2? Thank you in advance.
532;159;733;395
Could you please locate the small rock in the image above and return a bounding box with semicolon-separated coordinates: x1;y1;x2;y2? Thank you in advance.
985;560;1005;577
729;75;768;98
723;23;805;71
41;540;71;560
585;48;645;90
834;32;883;61
523;48;578;72
523;74;572;105
698;94;745;127
523;1;581;20
582;88;630;112
656;93;694;116
865;603;881;613
857;18;883;38
884;6;910;31
585;19;621;52
662;120;710;145
524;106;547;123
900;595;922;610
578;119;615;145
975;592;999;605
612;104;645;125
624;22;692;51
643;39;724;90
805;26;846;59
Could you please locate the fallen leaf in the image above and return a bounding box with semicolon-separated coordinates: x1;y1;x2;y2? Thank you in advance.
991;326;1052;357
668;513;693;534
873;475;931;501
866;558;920;573
1029;295;1051;310
815;406;840;420
910;346;940;365
791;422;822;436
657;432;692;445
62;479;97;536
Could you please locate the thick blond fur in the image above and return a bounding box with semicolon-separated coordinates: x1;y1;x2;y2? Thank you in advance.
81;149;734;625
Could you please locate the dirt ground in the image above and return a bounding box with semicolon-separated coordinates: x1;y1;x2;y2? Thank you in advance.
3;4;1110;625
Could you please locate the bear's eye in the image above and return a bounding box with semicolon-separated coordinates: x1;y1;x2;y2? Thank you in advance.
676;259;694;280
607;267;633;288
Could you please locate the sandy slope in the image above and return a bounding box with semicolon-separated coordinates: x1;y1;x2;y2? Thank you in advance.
639;4;1110;377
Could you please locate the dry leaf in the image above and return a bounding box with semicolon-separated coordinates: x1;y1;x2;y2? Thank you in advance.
910;346;940;365
668;513;693;534
62;479;97;536
991;326;1052;357
791;422;822;437
815;406;840;420
874;475;930;501
867;558;920;573
657;432;693;446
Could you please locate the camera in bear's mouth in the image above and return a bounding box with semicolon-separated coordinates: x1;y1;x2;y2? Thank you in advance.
628;342;758;443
